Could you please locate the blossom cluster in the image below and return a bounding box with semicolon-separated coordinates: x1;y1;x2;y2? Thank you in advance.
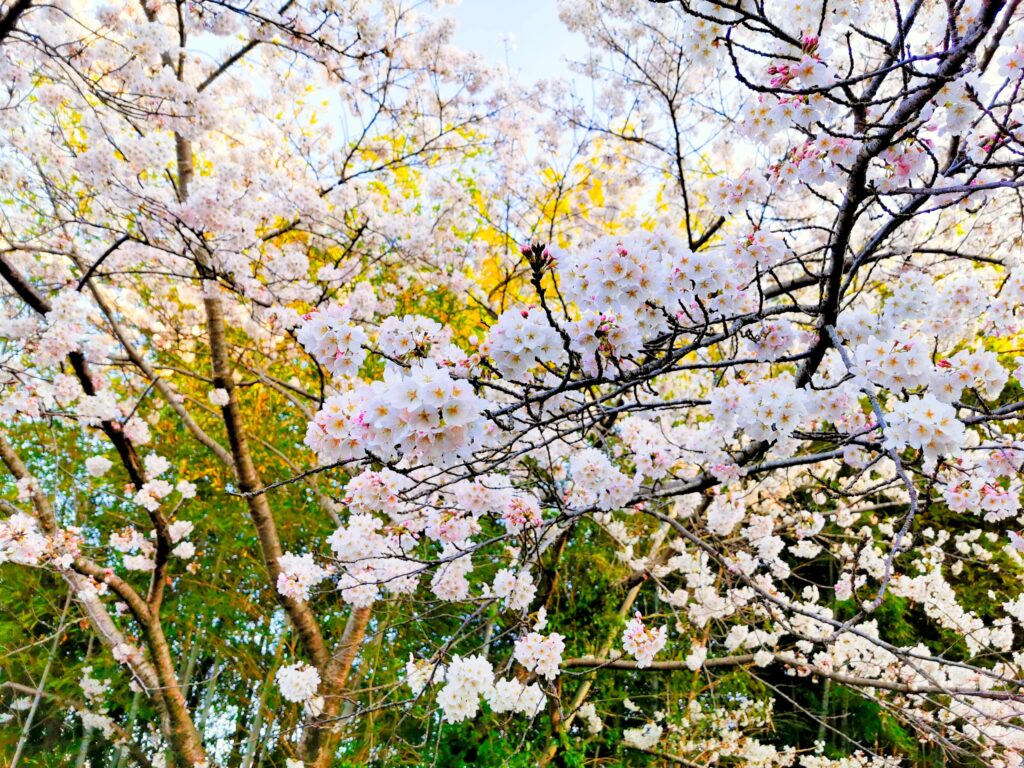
0;512;47;566
326;513;420;607
513;632;565;679
305;361;492;466
622;612;668;668
428;653;546;723
485;307;566;380
276;662;321;703
296;304;369;378
277;552;330;602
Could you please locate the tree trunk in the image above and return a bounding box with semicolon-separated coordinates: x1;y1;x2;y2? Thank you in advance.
302;606;372;768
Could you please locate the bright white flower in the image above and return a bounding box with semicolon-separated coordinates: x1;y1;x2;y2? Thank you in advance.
485;307;567;380
110;527;150;554
430;543;474;602
0;513;47;565
80;710;116;739
172;541;195;559
277;553;329;602
568;309;644;377
326;513;419;606
884;393;965;462
533;606;548;631
376;315;446;363
623;722;663;750
79;667;110;703
436;654;493;723
123;554;155;571
134;479;173;512
706;493;746;536
296;304;368;378
622;612;667;668
176;480;197;499
168;520;194;543
143;454;170;477
559;231;677;334
513;632;565;679
343;469;411;518
208;388;230;407
710;171;769;215
10;696;33;711
484;677;545;715
276;662;320;703
492;568;537;611
567;448;635;510
405;655;445;696
122;417;151;445
753;649;774;667
306;362;492;466
685;645;707;671
85;456;113;477
500;495;544;534
578;702;603;733
853;336;932;392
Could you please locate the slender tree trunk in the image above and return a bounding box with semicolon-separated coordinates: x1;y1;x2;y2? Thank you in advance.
11;593;71;768
302;606;372;768
241;629;286;768
112;691;141;768
74;725;95;768
197;663;220;740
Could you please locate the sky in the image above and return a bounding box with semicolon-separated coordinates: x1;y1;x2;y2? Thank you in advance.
439;0;588;84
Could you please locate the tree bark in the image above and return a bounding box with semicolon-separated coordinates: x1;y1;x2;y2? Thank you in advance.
302;606;372;768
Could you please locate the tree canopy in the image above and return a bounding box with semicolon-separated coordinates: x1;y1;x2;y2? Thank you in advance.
2;1;1024;766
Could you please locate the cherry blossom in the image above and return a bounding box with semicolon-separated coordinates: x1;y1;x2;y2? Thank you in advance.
85;456;113;477
435;654;494;723
277;553;330;602
2;0;1024;764
622;612;668;668
276;662;321;704
513;632;565;680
